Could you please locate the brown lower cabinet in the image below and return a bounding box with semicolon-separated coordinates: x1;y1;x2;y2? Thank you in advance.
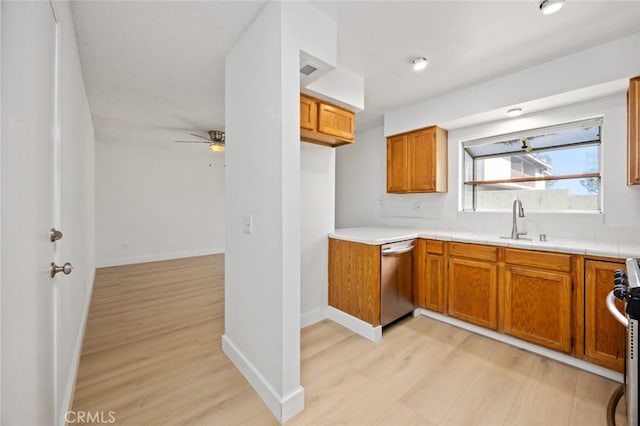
585;259;626;371
413;239;625;371
503;265;572;353
447;243;498;330
328;238;381;326
448;257;498;329
415;239;446;312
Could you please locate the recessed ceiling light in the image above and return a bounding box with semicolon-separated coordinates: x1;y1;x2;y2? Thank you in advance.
507;108;523;117
539;0;565;15
412;57;428;71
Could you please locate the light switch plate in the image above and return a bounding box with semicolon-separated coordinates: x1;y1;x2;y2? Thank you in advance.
243;215;253;234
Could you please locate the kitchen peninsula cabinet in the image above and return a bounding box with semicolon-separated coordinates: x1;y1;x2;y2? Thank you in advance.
415;240;446;313
447;243;498;330
628;76;640;185
386;126;448;193
328;238;381;326
585;259;626;372
300;94;355;147
503;249;573;353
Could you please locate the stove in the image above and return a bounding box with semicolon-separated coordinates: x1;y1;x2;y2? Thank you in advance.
610;258;640;425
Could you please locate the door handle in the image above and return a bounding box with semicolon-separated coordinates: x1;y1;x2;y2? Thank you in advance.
50;262;73;278
50;228;63;242
382;246;415;256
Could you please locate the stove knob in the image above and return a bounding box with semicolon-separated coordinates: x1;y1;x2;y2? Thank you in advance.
615;270;628;286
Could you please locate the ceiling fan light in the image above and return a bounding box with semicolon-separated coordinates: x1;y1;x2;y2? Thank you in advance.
209;144;224;153
539;0;565;15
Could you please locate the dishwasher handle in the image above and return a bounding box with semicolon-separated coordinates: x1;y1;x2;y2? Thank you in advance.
382;244;415;256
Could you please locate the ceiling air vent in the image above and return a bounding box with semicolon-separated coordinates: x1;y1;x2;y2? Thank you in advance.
300;64;317;76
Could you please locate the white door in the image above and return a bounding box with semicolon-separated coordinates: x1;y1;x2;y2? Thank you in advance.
1;1;60;424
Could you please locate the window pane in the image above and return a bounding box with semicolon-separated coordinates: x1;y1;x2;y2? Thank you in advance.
465;178;600;212
464;124;600;157
471;144;599;183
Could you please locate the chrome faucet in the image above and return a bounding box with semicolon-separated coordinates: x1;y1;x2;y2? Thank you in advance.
511;198;527;239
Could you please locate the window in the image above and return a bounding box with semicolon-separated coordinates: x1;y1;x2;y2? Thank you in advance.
462;118;602;212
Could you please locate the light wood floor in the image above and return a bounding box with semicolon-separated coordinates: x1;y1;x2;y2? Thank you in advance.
72;254;627;425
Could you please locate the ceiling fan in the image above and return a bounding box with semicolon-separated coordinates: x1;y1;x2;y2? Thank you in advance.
175;130;225;152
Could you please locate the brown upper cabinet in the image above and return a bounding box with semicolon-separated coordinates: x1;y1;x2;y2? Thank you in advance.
300;94;355;147
386;126;448;193
628;76;640;184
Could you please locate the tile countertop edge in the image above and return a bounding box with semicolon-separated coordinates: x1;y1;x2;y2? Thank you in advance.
328;227;420;245
329;227;638;260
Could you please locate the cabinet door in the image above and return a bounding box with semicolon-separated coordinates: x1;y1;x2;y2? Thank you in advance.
448;257;497;329
585;260;625;371
504;266;572;353
387;135;408;192
425;253;445;313
408;127;436;192
300;95;317;131
628;76;640;185
318;103;354;141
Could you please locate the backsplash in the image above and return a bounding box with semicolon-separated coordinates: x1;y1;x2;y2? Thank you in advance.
381;200;640;243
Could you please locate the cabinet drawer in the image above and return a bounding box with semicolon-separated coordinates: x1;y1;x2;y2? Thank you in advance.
426;240;444;254
505;248;571;272
449;242;497;262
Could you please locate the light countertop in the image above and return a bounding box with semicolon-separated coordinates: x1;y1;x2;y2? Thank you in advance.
330;227;640;260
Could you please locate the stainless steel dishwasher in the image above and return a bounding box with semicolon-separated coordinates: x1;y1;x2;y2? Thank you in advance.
381;239;416;326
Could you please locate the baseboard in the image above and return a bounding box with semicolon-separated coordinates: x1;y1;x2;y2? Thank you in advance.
221;335;305;423
301;307;327;329
96;247;225;268
326;306;382;342
415;308;624;383
58;268;96;426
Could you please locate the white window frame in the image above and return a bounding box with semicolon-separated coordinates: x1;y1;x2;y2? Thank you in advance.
460;117;603;213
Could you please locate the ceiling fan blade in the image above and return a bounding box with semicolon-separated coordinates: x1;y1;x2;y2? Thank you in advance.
174;140;210;144
189;133;212;141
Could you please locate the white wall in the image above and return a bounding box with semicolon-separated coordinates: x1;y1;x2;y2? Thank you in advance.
300;143;334;327
336;125;386;228
95;141;225;267
223;1;336;422
1;1;96;424
337;94;640;243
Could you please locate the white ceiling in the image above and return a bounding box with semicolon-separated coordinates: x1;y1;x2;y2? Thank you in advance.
71;1;640;145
